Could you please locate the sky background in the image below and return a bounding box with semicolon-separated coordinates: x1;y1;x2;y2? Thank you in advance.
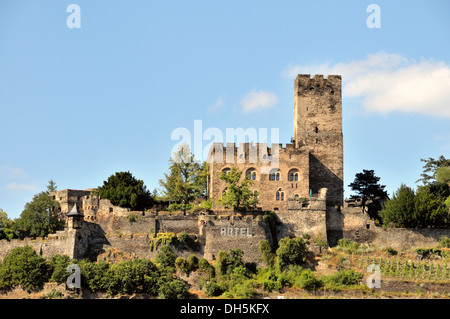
0;0;449;219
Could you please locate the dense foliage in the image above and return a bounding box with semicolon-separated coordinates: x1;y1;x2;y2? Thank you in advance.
98;171;154;211
216;167;258;212
380;183;449;228
159;144;208;206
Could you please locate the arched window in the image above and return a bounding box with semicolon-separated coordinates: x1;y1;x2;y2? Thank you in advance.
246;168;257;180
222;168;231;175
253;190;258;200
270;169;281;181
276;188;284;201
288;169;299;181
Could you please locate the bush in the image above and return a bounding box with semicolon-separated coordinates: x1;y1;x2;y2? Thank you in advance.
158;278;189;299
275;237;309;271
233;281;255;298
324;269;364;289
337;239;361;253
175;257;190;274
168;203;194;212
205;279;224;297
155;246;177;269
48;254;72;284
295;269;323;292
259;240;275;268
0;246;50;292
439;236;450;248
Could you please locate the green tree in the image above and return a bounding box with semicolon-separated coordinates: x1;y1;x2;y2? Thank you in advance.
348;169;388;210
216;167;258;212
0;246;50;292
159;144;208;207
275;237;309;271
436;166;450;185
416;155;450;185
15;181;64;238
379;184;416;228
98;171;154;211
0;209;16;241
414;185;449;228
155;245;177;270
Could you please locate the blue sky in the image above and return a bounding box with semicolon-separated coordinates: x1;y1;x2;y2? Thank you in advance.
1;0;449;219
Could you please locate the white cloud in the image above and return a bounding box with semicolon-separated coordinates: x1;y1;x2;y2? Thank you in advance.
208;95;226;112
241;89;278;113
283;51;450;118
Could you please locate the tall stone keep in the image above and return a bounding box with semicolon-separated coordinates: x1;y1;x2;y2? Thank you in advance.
293;74;343;206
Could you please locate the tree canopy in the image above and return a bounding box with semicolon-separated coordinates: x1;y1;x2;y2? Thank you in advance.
380;183;449;228
98;171;154;211
416;155;450;185
14;181;64;238
215;167;258;212
348;169;388;203
159;144;208;205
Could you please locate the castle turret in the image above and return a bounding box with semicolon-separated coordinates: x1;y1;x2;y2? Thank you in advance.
66;203;84;229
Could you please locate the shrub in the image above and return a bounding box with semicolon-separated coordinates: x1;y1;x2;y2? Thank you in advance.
259;240;275;268
175;257;190;274
48;254;72;284
187;254;199;271
385;247;398;256
337;239;361;253
0;246;50;292
205;279;224;297
439;236;450;248
233;281;255;298
275;237;309;271
324;269;364;289
155;246;177;269
295;269;323;292
158;278;189;299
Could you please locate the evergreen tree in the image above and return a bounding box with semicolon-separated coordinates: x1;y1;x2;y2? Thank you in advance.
379;184;416;228
98;171;154;211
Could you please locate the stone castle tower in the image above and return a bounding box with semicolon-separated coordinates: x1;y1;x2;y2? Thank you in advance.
207;74;344;211
293;74;343;206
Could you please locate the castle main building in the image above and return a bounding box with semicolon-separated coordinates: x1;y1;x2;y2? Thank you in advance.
207;74;344;211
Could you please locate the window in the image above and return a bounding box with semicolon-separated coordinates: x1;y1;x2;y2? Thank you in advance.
246;168;257;180
270;169;281;181
288;169;299;181
276;188;284;201
222;168;231;175
253;190;258;199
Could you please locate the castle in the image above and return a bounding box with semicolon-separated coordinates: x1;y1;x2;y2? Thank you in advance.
207;74;343;211
1;74;448;265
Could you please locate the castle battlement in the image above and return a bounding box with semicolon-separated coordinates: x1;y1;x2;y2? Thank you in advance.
295;74;342;91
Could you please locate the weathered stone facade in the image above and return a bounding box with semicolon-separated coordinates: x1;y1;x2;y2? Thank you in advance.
207;74;343;212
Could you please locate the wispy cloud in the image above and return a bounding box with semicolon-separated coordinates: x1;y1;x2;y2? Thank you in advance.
208;94;227;112
240;89;278;113
283;51;450;118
